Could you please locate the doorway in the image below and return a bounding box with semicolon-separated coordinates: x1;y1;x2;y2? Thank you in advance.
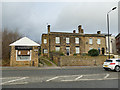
66;47;70;56
102;48;105;55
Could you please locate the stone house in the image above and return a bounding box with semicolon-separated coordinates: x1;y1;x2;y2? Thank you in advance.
9;37;40;67
116;33;120;54
41;25;106;57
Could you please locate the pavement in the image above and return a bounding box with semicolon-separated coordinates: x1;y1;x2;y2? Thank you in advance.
1;66;120;88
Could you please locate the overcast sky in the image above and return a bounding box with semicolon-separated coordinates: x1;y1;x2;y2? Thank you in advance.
2;1;118;42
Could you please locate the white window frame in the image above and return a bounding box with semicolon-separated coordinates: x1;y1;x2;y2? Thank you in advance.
89;38;93;44
66;37;69;44
55;47;60;52
44;39;47;44
97;39;101;44
89;48;93;50
44;49;48;53
75;47;80;54
75;37;79;44
56;37;60;44
16;50;31;61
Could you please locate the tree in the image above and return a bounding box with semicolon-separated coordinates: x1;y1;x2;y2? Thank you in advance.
2;28;22;66
88;49;99;56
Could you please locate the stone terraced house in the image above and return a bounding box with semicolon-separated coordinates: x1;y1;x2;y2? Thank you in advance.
41;25;106;57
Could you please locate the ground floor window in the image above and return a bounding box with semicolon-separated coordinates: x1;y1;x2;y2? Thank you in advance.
75;47;80;54
56;46;60;52
16;50;31;61
43;49;48;54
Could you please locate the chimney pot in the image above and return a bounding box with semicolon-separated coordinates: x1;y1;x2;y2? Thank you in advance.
78;25;82;33
73;30;76;33
81;29;84;33
97;31;101;34
47;25;50;33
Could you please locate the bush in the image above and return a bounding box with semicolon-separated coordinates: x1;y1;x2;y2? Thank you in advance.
50;51;64;57
73;53;77;56
81;53;87;56
88;49;99;56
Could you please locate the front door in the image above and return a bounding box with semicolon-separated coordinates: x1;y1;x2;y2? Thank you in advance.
102;48;105;55
32;61;34;66
66;47;70;56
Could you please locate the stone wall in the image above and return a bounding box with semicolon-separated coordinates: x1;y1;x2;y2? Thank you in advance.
53;56;108;66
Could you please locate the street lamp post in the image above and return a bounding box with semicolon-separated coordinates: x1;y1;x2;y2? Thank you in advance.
107;7;117;59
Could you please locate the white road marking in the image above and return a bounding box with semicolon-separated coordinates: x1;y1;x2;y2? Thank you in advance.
61;78;118;82
104;74;110;79
0;77;21;79
75;75;83;80
58;75;79;77
9;82;28;85
1;77;29;85
83;73;106;76
46;76;58;82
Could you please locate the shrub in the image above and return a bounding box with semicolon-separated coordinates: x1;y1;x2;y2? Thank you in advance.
73;53;77;56
81;53;87;56
88;49;99;56
60;53;65;56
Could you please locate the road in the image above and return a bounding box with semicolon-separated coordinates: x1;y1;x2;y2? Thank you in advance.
1;66;119;88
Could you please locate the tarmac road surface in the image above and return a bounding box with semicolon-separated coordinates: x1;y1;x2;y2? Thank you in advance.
1;66;120;88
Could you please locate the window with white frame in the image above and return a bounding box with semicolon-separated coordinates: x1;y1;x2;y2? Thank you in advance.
55;46;60;52
75;37;79;44
43;49;48;53
66;37;69;44
56;37;60;44
75;47;80;54
97;39;101;44
89;48;93;50
16;50;31;61
44;39;47;44
89;38;93;44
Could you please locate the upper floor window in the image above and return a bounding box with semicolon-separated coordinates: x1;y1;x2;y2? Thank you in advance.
75;37;79;44
44;39;47;44
56;37;60;44
55;46;60;52
89;38;93;44
97;39;101;44
66;37;69;44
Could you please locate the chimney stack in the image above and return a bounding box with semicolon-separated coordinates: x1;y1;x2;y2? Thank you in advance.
73;30;76;33
47;25;50;33
97;31;101;34
78;25;82;33
78;25;84;34
81;29;84;33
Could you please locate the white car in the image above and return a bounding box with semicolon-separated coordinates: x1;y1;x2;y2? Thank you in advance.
103;58;120;72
